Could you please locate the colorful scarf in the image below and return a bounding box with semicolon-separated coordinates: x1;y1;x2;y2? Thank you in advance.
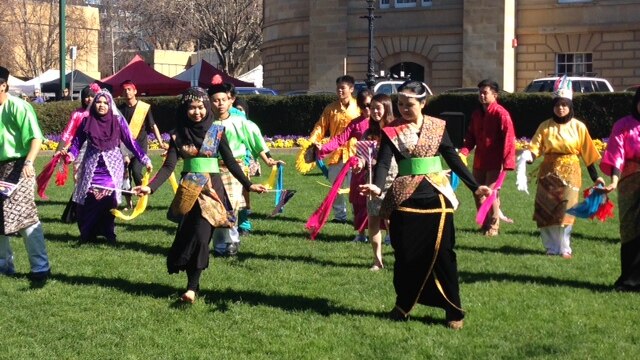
306;156;358;240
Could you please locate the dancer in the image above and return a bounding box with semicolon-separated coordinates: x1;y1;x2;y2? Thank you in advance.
308;75;361;223
459;79;516;236
63;89;152;244
358;93;397;270
0;66;51;281
56;85;97;152
208;84;282;256
360;81;491;329
134;87;266;303
599;87;640;291
522;76;603;259
317;89;373;242
118;80;167;209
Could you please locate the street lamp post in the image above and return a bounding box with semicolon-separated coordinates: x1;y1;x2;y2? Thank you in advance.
361;0;379;90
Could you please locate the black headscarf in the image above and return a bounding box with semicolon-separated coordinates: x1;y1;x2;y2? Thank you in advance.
631;87;640;120
552;97;574;124
84;90;122;151
79;85;96;108
173;87;214;150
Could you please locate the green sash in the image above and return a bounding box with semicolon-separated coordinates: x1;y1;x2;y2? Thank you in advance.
183;158;219;173
397;156;442;176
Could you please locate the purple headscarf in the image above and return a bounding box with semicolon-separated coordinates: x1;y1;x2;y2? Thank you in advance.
83;90;121;151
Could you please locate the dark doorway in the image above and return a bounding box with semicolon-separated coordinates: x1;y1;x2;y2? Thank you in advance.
390;62;424;82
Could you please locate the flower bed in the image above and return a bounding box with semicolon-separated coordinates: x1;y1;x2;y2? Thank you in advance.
41;134;609;153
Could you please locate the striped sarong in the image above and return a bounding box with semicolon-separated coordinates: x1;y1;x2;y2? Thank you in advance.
219;160;248;212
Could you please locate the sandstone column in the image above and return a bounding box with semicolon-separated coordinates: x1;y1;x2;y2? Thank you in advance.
308;0;349;91
462;0;515;92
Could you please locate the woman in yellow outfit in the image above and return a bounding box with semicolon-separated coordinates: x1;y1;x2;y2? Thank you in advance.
523;78;604;258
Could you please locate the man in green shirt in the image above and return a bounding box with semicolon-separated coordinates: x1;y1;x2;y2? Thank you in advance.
0;66;51;282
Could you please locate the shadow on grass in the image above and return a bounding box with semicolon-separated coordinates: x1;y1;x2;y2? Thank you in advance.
312;232;355;243
117;222;176;234
570;231;619;243
245;228;309;241
458;226;619;244
235;250;366;269
250;212;306;224
43;232;170;256
459;270;611;293
36;199;72;207
44;232;80;244
456;244;542;256
46;273;396;320
247;228;353;243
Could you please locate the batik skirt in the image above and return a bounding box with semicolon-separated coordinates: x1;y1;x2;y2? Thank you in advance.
167;173;231;273
534;154;581;228
615;162;640;290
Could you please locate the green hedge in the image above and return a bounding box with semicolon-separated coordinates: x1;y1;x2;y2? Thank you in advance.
32;92;633;140
425;92;633;140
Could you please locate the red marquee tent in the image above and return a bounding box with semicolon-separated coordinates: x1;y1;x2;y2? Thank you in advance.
173;59;254;88
101;55;190;96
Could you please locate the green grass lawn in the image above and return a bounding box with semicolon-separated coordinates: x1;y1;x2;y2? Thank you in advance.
1;152;638;359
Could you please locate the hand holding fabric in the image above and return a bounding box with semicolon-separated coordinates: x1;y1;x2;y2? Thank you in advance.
516;150;532;194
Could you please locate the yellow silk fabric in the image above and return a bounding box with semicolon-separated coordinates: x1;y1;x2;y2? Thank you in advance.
111;172;150;221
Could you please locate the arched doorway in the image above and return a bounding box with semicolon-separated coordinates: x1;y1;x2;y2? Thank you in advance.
389;62;424;82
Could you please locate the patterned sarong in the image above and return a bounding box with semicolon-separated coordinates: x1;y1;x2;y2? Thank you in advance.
534;153;581;227
0;159;39;235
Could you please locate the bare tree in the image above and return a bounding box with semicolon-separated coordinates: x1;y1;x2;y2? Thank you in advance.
121;0;194;51
91;0;262;77
0;0;94;78
0;4;18;67
94;0;196;76
190;0;263;76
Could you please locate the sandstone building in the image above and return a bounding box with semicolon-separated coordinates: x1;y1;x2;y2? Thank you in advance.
262;0;640;93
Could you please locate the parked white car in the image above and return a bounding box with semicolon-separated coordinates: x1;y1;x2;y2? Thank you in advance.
524;76;614;93
355;79;433;96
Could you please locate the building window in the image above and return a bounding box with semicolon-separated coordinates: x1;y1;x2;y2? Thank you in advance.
556;53;593;76
379;0;432;9
396;0;417;8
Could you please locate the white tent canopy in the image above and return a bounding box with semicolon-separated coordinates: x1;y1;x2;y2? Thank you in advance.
12;69;70;95
238;65;263;88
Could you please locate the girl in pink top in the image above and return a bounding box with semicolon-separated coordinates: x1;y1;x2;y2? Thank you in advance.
317;89;373;242
599;88;640;292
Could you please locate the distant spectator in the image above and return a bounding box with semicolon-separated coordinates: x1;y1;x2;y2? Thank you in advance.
61;87;72;101
32;89;45;104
